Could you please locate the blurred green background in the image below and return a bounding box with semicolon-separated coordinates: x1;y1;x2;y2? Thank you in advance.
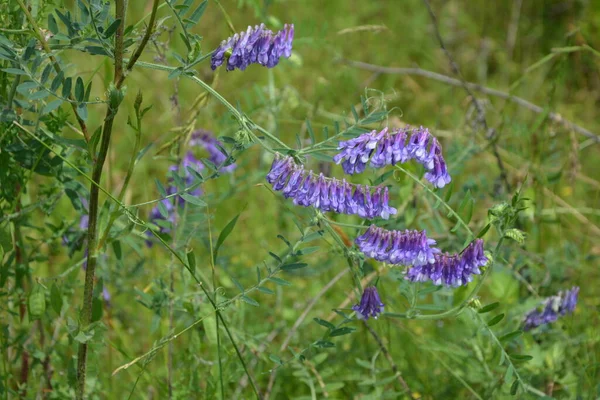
2;0;600;398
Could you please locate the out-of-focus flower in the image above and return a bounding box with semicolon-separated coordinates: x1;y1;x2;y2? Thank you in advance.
191;130;236;173
211;24;294;71
405;239;488;287
266;155;397;219
523;287;579;331
353;286;385;320
333;126;451;188
355;225;439;267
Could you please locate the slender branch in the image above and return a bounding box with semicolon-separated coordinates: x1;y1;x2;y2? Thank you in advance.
421;0;511;193
363;321;410;393
15;0;89;141
342;59;600;143
118;0;160;87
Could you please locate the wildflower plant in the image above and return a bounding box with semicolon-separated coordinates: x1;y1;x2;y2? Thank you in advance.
0;1;591;399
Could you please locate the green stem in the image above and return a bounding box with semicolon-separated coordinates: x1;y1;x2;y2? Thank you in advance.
395;165;474;237
97;94;144;249
132;61;292;151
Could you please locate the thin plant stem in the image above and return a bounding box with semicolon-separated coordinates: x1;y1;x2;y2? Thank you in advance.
206;206;225;399
362;321;410;392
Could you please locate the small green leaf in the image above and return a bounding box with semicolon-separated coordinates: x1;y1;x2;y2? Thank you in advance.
61;77;72;97
268;251;282;262
268;277;292;286
2;68;28;76
350;105;359;122
112;240;122;261
180;193;207;206
186;0;208;26
281;262;308;271
213;213;241;264
313;340;335;348
240;295;259;307
50;283;63;314
91;297;103;322
50;71;64;92
43;99;63;114
487;313;505;327
75;77;84;102
330;327;356;337
297;246;319;256
510;379;520;395
478;302;499;314
510;354;533;361
499;330;523;343
104;18;121;38
313;318;335;330
186;249;196;273
257;287;274;295
306;118;315;144
476;223;491;238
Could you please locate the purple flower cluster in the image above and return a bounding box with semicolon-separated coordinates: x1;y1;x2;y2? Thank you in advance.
355;225;440;267
190;130;237;173
405;239;488;287
267;155;397;219
353;286;385;320
523;287;579;331
211;24;294;71
333;126;451;188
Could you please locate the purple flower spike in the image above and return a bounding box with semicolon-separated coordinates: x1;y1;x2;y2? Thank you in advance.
523;287;579;331
266;155;397;219
355;225;439;267
405;239;488;287
211;24;294;71
334;126;451;188
353;286;385;320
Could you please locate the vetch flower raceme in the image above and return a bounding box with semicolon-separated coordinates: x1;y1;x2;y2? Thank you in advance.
267;155;397;219
523;286;579;331
333;126;451;188
355;225;440;267
211;23;294;71
405;239;488;287
353;286;385;320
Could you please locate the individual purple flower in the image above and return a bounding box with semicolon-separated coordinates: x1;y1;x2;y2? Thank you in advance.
523;287;579;331
211;23;294;71
405;239;488;287
191;130;236;173
266;155;397;219
353;286;385;320
356;225;440;267
333;126;451;188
